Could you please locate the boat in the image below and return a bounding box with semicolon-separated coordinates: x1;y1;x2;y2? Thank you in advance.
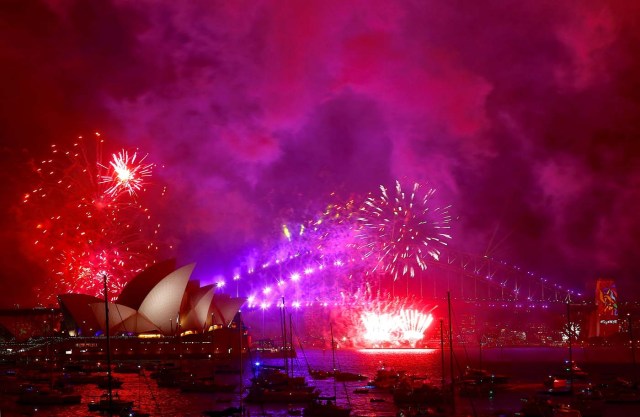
371;365;406;389
87;273;138;414
541;377;576;396
392;382;446;406
333;369;368;381
460;366;509;385
519;390;604;417
303;323;351;417
303;396;351;417
564;361;589;379
246;299;320;405
245;385;320;403
244;364;319;403
308;368;331;380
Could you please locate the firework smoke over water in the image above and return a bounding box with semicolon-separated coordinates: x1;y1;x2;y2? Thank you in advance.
18;134;162;302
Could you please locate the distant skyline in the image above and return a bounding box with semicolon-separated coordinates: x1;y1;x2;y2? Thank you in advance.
1;0;640;306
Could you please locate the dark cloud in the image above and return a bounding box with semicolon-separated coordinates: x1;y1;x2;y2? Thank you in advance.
2;0;640;306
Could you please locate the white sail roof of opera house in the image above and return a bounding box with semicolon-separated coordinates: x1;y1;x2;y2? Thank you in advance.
90;263;195;336
59;262;247;336
210;294;246;326
180;284;215;331
90;302;161;335
117;259;177;310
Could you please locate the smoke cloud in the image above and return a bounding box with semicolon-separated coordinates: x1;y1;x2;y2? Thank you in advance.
1;0;640;305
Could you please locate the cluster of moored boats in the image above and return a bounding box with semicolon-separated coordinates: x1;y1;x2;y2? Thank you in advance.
518;360;640;417
4;355;640;417
0;360;152;416
243;363;351;416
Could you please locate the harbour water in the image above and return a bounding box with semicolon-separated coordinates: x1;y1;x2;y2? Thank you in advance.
1;346;640;416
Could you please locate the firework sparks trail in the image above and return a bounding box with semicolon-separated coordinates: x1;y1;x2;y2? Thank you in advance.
338;288;436;347
362;312;400;344
399;309;434;347
19;133;162;302
358;180;452;281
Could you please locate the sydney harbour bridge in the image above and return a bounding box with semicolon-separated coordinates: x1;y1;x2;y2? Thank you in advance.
0;248;623;348
233;244;617;349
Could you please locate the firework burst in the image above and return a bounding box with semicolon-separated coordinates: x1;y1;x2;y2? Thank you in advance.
100;150;153;198
335;287;437;347
398;308;434;347
19;133;162;302
358;180;452;280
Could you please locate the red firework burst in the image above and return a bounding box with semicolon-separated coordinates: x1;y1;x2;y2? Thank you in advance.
19;133;162;302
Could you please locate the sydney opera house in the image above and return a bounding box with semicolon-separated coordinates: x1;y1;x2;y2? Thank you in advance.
45;260;249;361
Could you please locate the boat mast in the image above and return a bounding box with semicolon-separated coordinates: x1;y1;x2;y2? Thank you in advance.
330;323;337;399
239;311;244;412
567;301;573;395
281;297;289;377
440;319;445;391
289;313;294;379
447;291;455;415
629;313;638;385
102;272;113;416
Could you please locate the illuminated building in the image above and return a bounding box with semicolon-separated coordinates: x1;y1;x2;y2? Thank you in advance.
58;260;246;337
594;278;619;338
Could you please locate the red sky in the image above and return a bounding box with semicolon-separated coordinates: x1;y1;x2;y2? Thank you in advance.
1;0;640;306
